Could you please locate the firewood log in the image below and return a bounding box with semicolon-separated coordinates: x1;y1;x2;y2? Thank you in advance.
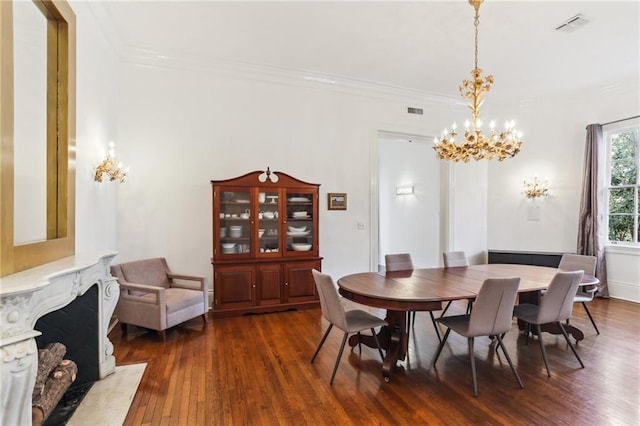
32;359;77;426
32;343;67;400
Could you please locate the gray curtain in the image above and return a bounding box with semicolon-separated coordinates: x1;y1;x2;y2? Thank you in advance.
577;124;608;297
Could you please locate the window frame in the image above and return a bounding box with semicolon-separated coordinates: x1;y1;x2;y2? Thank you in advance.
603;118;640;247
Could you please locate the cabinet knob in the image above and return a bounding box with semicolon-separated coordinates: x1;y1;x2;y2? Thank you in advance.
285;282;288;286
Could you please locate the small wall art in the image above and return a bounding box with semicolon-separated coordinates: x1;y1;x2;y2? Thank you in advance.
327;193;347;210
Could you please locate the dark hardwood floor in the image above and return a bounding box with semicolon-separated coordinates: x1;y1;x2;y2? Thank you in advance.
110;297;640;425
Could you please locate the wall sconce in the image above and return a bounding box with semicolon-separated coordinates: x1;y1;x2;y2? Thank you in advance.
95;141;128;183
396;185;414;195
523;176;549;199
258;166;279;183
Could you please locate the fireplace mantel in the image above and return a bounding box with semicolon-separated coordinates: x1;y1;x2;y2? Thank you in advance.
0;252;119;426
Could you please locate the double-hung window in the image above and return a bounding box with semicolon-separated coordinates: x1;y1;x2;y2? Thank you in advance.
604;119;639;245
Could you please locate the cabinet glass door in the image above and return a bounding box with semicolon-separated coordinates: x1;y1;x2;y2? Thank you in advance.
285;191;314;254
219;189;251;255
257;190;280;255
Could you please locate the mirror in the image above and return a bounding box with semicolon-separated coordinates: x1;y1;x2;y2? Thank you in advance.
13;0;48;245
0;0;76;276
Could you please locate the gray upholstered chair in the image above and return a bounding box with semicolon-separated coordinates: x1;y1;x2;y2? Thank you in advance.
513;270;585;377
558;253;599;334
385;253;441;342
111;257;208;341
310;270;387;385
441;251;472;316
433;277;523;397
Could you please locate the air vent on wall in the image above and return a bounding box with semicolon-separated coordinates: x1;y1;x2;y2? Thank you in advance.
555;14;590;33
407;107;423;115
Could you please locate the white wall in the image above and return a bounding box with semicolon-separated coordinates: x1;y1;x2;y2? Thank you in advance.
113;61;469;282
72;1;120;254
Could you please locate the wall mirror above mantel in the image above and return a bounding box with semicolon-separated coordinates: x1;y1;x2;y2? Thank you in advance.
0;0;76;276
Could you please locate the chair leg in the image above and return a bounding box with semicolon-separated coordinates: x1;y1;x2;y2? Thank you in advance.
201;313;208;324
466;299;473;314
159;330;166;342
468;337;478;397
582;302;600;334
371;328;385;361
329;333;349;385
432;328;451;366
558;322;585;369
534;324;551;377
357;332;362;354
496;335;524;390
120;322;127;335
429;311;442;342
311;324;333;363
406;312;412;339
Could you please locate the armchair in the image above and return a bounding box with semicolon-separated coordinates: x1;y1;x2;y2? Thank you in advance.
111;257;208;341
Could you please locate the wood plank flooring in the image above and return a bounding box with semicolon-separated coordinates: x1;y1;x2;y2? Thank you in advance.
110;297;640;425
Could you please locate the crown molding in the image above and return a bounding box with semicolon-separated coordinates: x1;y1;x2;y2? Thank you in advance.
117;45;462;107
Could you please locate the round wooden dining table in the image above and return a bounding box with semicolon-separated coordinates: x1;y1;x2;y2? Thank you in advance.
337;263;598;382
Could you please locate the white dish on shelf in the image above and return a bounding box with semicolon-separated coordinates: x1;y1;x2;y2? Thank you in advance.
221;243;236;249
288;226;307;232
291;243;312;251
292;211;308;218
288;197;309;202
287;231;310;236
235;199;250;203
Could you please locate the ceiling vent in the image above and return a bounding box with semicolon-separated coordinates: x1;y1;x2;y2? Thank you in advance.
555;14;591;33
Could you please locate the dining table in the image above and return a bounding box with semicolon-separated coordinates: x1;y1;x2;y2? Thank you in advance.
337;263;598;382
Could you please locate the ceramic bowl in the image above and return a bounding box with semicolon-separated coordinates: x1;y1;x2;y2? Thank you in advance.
292;211;307;218
291;243;312;251
288;226;307;232
221;243;236;249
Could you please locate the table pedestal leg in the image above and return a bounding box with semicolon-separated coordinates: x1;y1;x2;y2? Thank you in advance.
347;310;407;382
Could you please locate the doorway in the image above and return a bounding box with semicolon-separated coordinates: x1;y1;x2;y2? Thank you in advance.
374;131;444;270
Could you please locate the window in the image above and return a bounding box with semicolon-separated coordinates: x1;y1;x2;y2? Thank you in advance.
604;120;639;244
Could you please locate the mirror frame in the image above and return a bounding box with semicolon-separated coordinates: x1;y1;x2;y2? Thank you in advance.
0;0;76;276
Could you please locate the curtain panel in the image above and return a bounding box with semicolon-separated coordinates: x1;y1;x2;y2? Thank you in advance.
577;124;608;297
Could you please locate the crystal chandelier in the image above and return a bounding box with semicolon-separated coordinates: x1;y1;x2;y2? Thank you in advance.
433;0;523;162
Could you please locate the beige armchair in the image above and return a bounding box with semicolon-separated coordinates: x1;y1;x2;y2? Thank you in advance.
111;257;208;341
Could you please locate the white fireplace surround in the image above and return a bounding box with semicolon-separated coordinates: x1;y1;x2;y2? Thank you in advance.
0;252;119;426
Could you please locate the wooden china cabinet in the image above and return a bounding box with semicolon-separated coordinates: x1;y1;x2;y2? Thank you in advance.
211;170;322;317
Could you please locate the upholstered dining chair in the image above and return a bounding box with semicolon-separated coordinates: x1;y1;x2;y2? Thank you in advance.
433;277;524;397
513;270;585;377
558;253;599;334
111;257;209;341
310;270;387;385
441;251;471;316
385;253;441;342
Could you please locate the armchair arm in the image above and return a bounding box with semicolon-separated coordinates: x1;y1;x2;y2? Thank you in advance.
118;282;166;306
167;273;207;291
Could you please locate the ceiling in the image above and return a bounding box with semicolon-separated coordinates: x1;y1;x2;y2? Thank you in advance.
93;1;640;102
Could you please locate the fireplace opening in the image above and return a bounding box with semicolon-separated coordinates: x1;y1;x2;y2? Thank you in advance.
34;284;100;424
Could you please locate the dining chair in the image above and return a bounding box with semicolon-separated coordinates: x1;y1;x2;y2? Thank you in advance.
558;254;599;334
385;254;441;342
310;270;387;385
432;277;524;397
512;270;585;377
441;251;472;316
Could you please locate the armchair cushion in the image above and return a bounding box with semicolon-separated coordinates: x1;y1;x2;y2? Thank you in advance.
119;258;172;288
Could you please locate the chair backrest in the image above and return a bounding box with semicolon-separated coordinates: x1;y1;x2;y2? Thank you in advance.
558;254;596;276
385;253;414;272
538;270;584;323
467;277;520;336
114;257;172;288
312;270;348;331
443;251;469;267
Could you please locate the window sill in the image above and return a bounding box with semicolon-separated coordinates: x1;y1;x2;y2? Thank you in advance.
605;244;640;256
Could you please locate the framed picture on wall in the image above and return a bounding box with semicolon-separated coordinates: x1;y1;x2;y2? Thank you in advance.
328;193;347;210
